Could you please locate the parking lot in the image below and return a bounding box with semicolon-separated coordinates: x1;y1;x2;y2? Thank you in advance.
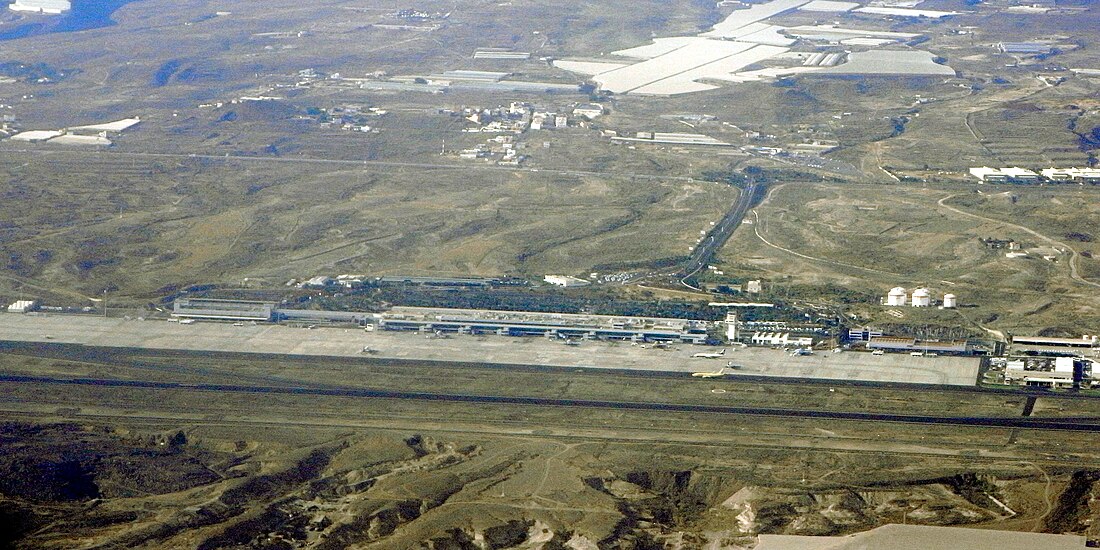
0;313;979;385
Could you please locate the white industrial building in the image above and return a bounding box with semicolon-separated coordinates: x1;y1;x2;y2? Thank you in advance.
1040;167;1100;183
571;103;604;119
1011;335;1099;352
746;280;763;293
969;167;1040;183
942;293;957;308
300;275;334;288
886;287;906;306
1004;356;1077;388
10;130;63;142
7;300;39;313
543;275;590;287
751;331;813;347
911;288;931;307
9;0;70;13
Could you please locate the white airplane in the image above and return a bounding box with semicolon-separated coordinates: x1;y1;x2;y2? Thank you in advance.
789;347;813;356
692;367;727;378
692;349;726;359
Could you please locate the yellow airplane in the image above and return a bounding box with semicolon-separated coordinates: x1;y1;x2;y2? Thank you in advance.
691;367;727;378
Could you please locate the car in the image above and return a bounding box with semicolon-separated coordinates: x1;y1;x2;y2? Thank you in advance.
871;350;885;356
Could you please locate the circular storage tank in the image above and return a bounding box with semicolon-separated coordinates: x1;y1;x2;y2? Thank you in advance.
887;287;907;306
911;288;931;307
943;294;957;308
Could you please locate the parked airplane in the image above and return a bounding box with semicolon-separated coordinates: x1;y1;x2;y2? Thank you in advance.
564;339;580;346
692;349;726;359
692;367;727;378
789;347;813;356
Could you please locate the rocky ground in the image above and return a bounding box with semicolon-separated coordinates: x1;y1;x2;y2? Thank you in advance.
2;421;1097;549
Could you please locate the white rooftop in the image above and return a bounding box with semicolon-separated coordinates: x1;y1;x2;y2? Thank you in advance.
969;166;1039;179
799;0;859;11
48;134;112;146
1041;167;1100;179
10;130;63;141
853;6;959;17
68;117;142;133
10;0;70;13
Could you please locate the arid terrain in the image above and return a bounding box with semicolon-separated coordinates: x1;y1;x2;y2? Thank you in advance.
2;344;1100;548
1;0;1099;547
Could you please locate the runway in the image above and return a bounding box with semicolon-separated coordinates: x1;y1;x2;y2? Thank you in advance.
5;373;1099;432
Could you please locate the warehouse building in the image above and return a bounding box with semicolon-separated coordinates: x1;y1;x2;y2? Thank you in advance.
1040;167;1100;183
1012;335;1098;347
867;336;972;355
997;42;1052;55
969;167;1040;183
1010;335;1099;355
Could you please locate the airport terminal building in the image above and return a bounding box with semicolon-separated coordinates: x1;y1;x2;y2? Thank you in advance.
172;298;276;322
377;307;710;343
170;300;712;343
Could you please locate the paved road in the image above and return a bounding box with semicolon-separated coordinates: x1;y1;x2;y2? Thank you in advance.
675;182;766;287
937;194;1100;290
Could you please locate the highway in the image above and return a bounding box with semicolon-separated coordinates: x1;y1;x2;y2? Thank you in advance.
675;182;766;288
6;373;1100;432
